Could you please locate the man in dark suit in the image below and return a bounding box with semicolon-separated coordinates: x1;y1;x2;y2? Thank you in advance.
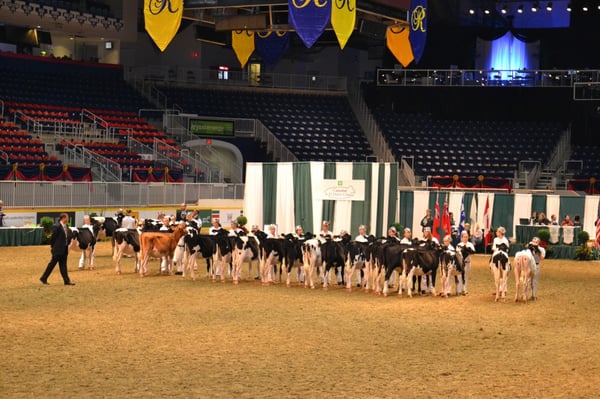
40;213;75;286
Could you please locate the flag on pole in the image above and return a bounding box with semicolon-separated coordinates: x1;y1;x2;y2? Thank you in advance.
483;196;491;248
442;193;451;239
458;194;466;237
595;202;600;250
432;193;440;240
469;194;477;228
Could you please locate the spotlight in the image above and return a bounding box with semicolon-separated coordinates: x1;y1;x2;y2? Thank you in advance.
546;2;552;11
501;4;508;14
469;8;475;14
531;2;539;12
484;8;490;14
566;3;571;11
583;5;588;11
517;5;524;13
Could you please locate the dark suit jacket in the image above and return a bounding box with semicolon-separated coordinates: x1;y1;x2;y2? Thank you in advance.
50;223;69;256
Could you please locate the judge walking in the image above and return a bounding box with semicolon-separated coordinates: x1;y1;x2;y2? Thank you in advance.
40;213;75;286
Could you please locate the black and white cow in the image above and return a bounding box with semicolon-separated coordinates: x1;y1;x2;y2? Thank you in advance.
68;218;102;271
181;223;216;280
301;238;322;289
438;247;464;297
258;235;288;285
380;241;413;297
490;243;511;302
345;237;375;291
231;232;261;284
113;228;141;274
403;241;442;298
319;235;351;289
211;229;232;282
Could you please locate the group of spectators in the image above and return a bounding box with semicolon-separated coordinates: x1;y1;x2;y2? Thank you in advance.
530;211;581;227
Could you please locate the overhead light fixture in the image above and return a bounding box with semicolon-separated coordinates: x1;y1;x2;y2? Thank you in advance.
546;2;552;11
566;3;571;12
501;4;508;14
517;5;524;13
484;8;490;14
532;2;539;12
583;5;588;11
469;8;475;14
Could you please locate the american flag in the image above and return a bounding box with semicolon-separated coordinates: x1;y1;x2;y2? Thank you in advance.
595;218;600;249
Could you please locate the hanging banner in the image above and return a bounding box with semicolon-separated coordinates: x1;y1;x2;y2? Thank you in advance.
144;0;183;52
232;30;255;68
409;0;427;63
255;31;290;68
331;0;356;50
288;0;332;48
386;25;414;67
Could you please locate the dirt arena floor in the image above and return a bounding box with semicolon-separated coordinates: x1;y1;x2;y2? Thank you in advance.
1;241;599;399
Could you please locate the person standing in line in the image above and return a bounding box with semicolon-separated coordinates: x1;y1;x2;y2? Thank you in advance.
40;213;75;286
121;210;137;229
400;227;413;245
0;200;5;227
420;209;433;233
176;203;188;221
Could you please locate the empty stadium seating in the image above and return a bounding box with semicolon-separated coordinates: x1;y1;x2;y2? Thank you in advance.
363;83;565;179
159;87;372;162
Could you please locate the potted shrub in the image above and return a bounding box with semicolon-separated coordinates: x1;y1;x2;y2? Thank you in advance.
40;216;54;244
574;231;592;260
536;228;553;257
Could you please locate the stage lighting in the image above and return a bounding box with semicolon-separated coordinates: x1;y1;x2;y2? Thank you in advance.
546;2;552;11
517;4;524;13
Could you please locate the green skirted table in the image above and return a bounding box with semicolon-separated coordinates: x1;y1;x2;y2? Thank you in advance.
515;225;581;246
0;227;45;246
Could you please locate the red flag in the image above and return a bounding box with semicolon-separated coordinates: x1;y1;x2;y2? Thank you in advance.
483;196;491;247
432;195;440;240
442;195;451;238
595;216;600;250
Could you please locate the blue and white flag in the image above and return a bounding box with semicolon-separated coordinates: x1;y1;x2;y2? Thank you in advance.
458;194;466;237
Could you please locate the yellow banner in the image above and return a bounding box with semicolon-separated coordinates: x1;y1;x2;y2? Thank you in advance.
232;30;255;68
386;25;414;67
331;0;356;50
144;0;183;52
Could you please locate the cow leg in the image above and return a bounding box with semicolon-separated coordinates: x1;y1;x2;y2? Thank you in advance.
345;265;355;291
78;251;86;270
89;246;96;270
406;269;415;298
531;266;539;301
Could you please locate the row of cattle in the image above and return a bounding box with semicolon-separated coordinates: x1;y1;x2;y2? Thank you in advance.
66;216;541;301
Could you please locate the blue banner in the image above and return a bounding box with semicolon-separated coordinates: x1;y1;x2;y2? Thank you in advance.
255;31;290;68
288;0;331;48
409;0;427;64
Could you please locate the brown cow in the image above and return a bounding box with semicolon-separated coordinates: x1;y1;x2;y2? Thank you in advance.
139;223;188;276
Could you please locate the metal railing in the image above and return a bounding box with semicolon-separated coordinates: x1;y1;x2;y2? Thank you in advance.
125;65;347;92
347;79;396;164
64;144;122;182
376;68;600;88
80;109;116;141
0;180;245;207
519;160;542;189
